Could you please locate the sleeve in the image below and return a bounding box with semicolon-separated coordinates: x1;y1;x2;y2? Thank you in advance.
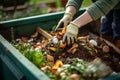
66;0;83;12
87;0;120;20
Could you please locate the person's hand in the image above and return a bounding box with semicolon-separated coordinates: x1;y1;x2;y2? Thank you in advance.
55;13;73;31
62;22;79;45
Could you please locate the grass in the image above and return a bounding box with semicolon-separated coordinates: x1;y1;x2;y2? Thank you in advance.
0;0;93;20
29;0;54;4
29;0;92;8
82;0;92;7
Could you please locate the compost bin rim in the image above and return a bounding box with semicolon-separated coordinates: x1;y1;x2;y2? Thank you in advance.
0;8;86;28
0;34;51;80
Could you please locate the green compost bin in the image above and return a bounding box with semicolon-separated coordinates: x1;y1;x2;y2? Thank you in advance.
0;8;85;80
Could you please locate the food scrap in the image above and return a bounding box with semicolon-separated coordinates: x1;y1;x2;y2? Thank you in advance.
12;27;120;80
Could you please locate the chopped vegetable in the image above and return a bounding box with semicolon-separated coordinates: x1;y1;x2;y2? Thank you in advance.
61;26;66;35
32;50;46;67
51;60;63;73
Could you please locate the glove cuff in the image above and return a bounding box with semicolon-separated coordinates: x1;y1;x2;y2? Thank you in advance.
70;22;79;28
65;12;72;16
64;13;73;19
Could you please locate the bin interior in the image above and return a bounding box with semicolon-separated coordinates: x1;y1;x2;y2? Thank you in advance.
0;8;120;80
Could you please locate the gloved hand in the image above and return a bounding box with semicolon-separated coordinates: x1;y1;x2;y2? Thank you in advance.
55;13;73;31
62;22;79;45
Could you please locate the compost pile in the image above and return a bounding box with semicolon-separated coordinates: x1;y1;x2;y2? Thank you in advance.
12;27;120;80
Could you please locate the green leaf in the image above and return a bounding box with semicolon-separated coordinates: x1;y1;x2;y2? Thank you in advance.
52;25;57;32
32;50;46;67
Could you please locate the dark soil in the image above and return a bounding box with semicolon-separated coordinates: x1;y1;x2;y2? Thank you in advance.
15;29;120;73
50;30;120;73
51;43;120;72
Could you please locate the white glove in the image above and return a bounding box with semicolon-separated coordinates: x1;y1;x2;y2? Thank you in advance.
62;22;79;45
55;13;72;31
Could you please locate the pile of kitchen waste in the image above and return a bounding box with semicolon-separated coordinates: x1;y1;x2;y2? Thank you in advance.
12;27;120;80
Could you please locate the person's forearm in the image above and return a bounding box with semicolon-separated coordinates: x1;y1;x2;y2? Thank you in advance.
72;11;93;28
87;0;120;20
65;6;77;17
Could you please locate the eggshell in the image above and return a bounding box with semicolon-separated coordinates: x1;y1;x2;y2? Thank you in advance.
89;39;97;46
52;37;58;44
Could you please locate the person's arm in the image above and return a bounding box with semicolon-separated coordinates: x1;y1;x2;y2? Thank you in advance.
87;0;120;20
65;6;77;18
73;0;120;27
55;0;83;31
73;11;93;28
65;0;83;17
62;0;120;45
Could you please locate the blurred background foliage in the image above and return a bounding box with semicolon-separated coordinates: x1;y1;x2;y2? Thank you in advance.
0;0;92;21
